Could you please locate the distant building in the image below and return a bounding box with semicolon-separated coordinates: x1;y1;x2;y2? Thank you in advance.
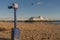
29;16;47;21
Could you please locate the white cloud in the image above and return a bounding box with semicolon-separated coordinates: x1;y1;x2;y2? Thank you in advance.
36;1;44;5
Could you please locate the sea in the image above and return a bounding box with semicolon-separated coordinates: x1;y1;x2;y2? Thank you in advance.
45;20;60;24
23;20;60;24
45;21;60;24
0;20;60;24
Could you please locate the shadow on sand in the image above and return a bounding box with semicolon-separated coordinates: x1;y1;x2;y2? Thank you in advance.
0;38;11;40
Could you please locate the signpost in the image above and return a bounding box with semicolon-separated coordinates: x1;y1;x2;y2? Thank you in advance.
8;3;20;40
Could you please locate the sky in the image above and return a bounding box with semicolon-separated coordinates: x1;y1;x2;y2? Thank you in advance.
0;0;60;20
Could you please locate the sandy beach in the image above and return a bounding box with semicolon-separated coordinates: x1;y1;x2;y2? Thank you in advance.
0;22;60;40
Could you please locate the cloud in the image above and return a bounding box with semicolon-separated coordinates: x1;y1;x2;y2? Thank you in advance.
36;1;44;5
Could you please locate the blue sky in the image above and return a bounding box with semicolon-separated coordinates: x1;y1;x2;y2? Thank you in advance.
0;0;60;20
